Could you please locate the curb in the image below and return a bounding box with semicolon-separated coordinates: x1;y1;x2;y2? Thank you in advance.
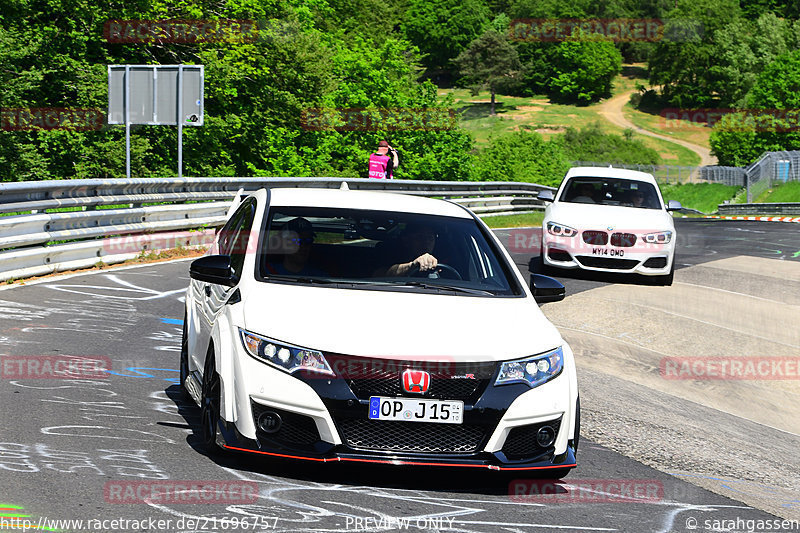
702;215;800;223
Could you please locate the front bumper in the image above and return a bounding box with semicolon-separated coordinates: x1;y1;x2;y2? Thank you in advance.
219;346;578;471
542;231;674;275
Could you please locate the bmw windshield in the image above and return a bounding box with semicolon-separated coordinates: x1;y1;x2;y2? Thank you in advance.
257;207;522;297
559;177;662;209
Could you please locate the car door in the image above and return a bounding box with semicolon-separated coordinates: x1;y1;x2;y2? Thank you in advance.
191;198;257;375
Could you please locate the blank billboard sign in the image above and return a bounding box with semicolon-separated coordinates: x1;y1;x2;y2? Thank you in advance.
108;65;203;126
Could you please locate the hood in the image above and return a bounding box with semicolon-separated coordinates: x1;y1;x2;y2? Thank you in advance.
240;282;563;361
546;202;674;231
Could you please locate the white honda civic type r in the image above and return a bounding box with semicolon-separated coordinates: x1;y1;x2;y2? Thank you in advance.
539;167;682;285
181;186;580;476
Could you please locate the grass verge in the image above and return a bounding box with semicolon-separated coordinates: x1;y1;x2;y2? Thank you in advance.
658;183;742;213
756;181;800;203
481;211;544;228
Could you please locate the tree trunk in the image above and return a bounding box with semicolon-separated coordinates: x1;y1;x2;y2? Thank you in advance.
490;89;496;116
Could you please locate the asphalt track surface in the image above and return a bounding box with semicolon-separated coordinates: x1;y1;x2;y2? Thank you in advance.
0;219;798;533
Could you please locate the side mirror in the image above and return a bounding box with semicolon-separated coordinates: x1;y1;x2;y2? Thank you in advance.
530;274;565;304
537;190;555;202
666;200;682;211
190;255;238;287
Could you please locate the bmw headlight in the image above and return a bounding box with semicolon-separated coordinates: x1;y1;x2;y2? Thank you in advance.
495;347;563;388
643;231;672;244
239;329;334;376
546;222;578;237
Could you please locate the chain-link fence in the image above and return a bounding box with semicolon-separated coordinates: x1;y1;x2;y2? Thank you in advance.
571;161;702;184
744;150;800;202
572;161;751;187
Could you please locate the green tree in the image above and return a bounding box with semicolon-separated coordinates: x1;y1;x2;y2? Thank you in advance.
402;0;491;73
0;0;479;181
455;30;521;115
710;50;800;165
648;0;742;107
547;32;622;105
707;13;795;107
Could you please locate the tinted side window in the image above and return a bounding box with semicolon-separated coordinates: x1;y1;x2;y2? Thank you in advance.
219;199;256;278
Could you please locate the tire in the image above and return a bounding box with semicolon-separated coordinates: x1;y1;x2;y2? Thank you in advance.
179;311;190;401
200;346;222;455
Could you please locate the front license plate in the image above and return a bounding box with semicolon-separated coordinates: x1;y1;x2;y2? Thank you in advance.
368;397;463;424
591;247;624;257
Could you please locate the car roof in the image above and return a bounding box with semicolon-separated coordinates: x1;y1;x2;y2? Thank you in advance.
564;166;658;184
262;187;474;218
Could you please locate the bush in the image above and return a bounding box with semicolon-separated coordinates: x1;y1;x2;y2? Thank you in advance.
473;131;570;186
562;123;661;165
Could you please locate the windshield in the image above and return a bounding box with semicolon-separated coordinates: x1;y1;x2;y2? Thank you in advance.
559;177;662;209
257;207;521;296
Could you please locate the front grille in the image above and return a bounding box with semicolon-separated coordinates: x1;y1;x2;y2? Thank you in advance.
502;418;562;460
582;230;608;245
251;401;320;447
326;355;496;401
643;257;668;268
610;232;637;247
575;256;639;269
338;418;487;453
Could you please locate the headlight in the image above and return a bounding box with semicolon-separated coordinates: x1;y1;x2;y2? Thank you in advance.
643;231;672;244
239;329;334;376
495;347;563;389
546;222;578;237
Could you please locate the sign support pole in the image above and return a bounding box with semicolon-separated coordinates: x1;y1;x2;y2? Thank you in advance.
125;65;131;179
177;64;183;179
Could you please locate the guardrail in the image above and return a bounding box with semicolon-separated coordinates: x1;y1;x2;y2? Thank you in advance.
717;202;800;216
0;177;552;282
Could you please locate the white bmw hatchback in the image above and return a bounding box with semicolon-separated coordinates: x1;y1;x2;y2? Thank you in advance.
182;187;579;475
539;167;681;285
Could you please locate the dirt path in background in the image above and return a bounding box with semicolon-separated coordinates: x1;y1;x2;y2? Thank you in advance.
598;89;718;167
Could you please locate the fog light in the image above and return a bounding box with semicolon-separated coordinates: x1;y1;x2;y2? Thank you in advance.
536;425;556;447
257;411;282;434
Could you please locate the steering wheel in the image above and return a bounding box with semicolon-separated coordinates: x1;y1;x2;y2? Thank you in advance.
407;262;462;280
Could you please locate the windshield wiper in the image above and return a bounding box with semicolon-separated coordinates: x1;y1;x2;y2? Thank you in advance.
267;275;337;284
400;281;494;296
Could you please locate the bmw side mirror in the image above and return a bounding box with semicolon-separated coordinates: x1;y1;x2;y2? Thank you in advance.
537;190;555;202
190;255;238;287
530;274;565;304
666;200;682;211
